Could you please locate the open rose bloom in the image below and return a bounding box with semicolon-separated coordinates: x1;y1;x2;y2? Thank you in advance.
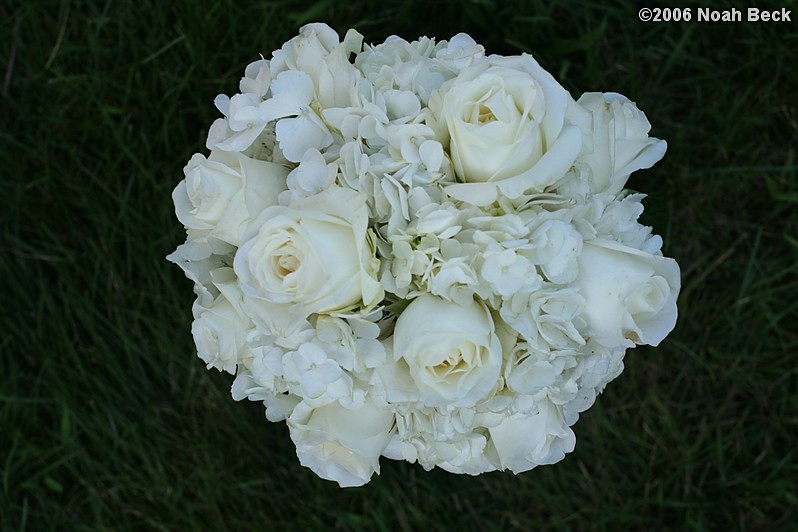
168;23;680;487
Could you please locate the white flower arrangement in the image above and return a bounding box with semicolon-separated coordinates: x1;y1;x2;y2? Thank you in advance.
168;23;680;487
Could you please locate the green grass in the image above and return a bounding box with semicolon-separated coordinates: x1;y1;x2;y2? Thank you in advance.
2;0;797;529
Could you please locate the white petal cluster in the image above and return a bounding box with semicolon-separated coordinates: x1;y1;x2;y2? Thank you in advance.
168;23;680;487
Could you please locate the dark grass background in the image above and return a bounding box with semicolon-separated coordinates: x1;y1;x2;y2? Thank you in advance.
2;0;797;529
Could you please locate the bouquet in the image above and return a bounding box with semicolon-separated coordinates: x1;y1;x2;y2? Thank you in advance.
168;23;680;487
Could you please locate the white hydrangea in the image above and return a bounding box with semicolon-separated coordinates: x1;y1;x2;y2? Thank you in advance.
384;405;494;474
356;33;484;106
282;342;362;408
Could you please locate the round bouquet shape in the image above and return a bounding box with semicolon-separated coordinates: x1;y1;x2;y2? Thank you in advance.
168;23;680;487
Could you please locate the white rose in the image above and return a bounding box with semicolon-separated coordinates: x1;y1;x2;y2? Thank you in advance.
573;92;667;194
172;150;288;245
393;294;502;407
432;55;582;206
288;398;394;487
489;399;576;473
234;186;383;318
575;239;680;349
190;269;250;374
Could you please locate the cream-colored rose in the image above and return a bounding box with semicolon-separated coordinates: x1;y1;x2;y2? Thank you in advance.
432;55;581;206
489;399;576;473
190;269;250;374
173;150;288;245
572;92;667;195
393;294;502;407
234;186;383;318
288;398;394;488
574;239;680;349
